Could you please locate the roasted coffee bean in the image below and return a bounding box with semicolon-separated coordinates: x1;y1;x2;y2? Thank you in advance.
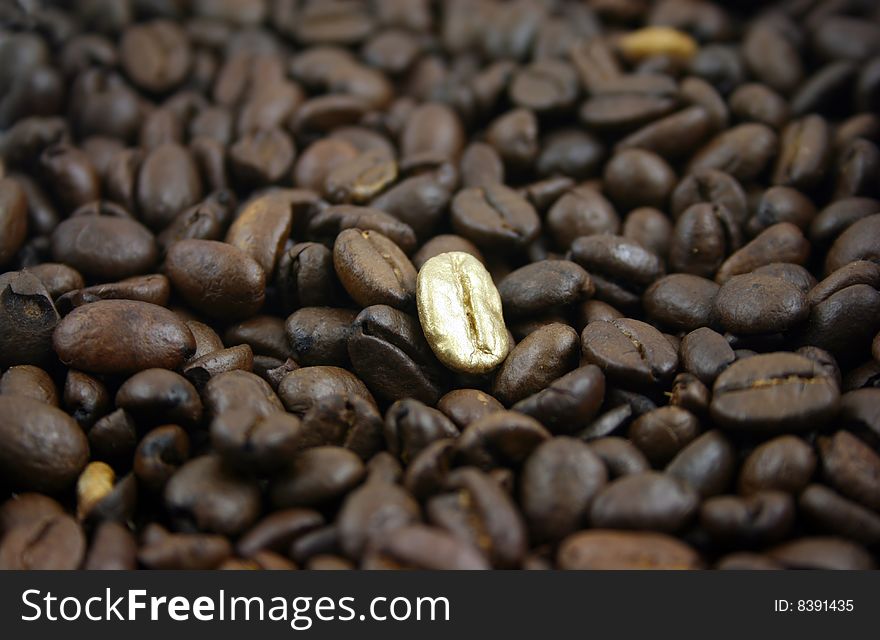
277;242;343;310
604;149;676;211
0;177;27;268
0;513;86;570
512;365;605;435
164;454;260;536
521;437;607;542
225;191;296;275
589;471;699;533
324;150;397;204
134;425;190;493
333;228;415;309
799;484;880;545
799;284;880;362
412;235;483;271
498;260;593;318
689;124;778;182
203;370;284;420
278;366;375;418
716;223;810;284
671;169;748;226
773;115;831;190
157;190;234;252
581;319;679;390
455;411;550;470
417;251;510;375
546;186;619;250
437;389;505;430
138;527;232;570
570;235;664;310
768;537;874;571
295;138;359;192
679;328;735;386
451;184;540;253
628;407;700;467
349;305;447;405
309;205;417;255
729;83;789;130
669;373;711;416
588;437;650;479
429;468;526;569
88;408;138;466
839;388;880;436
818;431;880;512
57;274;172;313
362;523;489;570
752;262;816;293
714;273;809;335
39;144;101;212
0;395;88;493
237;509;324;558
120;20;191;93
493;324;579;407
700;491;795;545
337;480;419;560
558;530;702;570
165;239;265;320
225;316;290;361
51;213;157;281
271;446;366;508
622;207;672;259
643;274;720;333
83;521;138;570
669;202;740;279
486;108;539;170
810;197;880;247
711;353;839;432
211;408;308;473
825;214;880;275
286;307;356;368
116;369;202;428
53;300;195;375
27;263;85;300
384;399;459;464
228;128;295;187
370;175;451;240
136;142;203;230
183;345;254;387
666;430;735;498
0;365;58;406
401;102;464;164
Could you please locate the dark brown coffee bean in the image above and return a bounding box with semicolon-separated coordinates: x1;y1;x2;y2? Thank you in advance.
0;513;86;570
337;480;419;560
537;130;603;181
486;108;539;170
671;168;748;226
742;19;803;94
512;365;605;435
729;83;789;130
716;223;810;284
116;368;202;427
546;186;619;250
768;537;874;570
0;365;58;406
752;262;816;293
521;437;606;542
711;352;839;432
225;190;296;275
164;454;260;536
810;197;880;247
700;491;794;544
818;431;880;512
799;275;880;361
88;408;138;466
294;138;359;192
714;273;809;335
773;115;831;190
271;446;366;509
211;408;308;474
429;467;526;569
277;242;343;310
570;235;664;310
558;529;702;569
53;300;194;375
800;484;880;545
643;274;720;333
617;106;713;161
83;521;138;570
604;149;676;211
498;260;593;318
669;372;711;416
669;202;741;279
581;319;679;390
401;102;464;163
588;437;651;478
622;207;672;259
412;235;483;270
348;304;447;405
51;213;158;280
493;324;579;407
0;395;88;492
157;190;235;253
57;274;172;314
236;508;324;558
203;370;284;420
134;424;190;493
680;327;735;386
309;205;417;255
451;184;540;253
590;471;699;533
324;149;397;204
27;262;85;300
738;435;816;496
120;20;190;92
285;307;356;368
437;389;505;430
825;213;880;275
183;345;254;388
384;399;459;464
138;527;232;570
229;128;295;187
333;228;416;309
0;177;27;268
165;239;265;320
509;59;578;113
370;175;451;239
689;123;778;182
278;366;375;418
666;430;735;498
362;523;489;570
136;142;203;230
455;410;551;470
225;315;290;361
628;406;700;467
39;144;100;212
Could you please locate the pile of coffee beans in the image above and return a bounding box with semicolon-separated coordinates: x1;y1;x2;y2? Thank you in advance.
1;0;879;570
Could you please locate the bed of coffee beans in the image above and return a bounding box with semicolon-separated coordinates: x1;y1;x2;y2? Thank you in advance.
1;0;879;570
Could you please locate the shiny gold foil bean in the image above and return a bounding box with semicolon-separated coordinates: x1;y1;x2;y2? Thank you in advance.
618;27;698;62
416;252;510;374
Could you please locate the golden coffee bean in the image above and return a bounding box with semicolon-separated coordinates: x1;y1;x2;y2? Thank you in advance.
416;252;510;374
618;27;698;62
77;461;115;520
